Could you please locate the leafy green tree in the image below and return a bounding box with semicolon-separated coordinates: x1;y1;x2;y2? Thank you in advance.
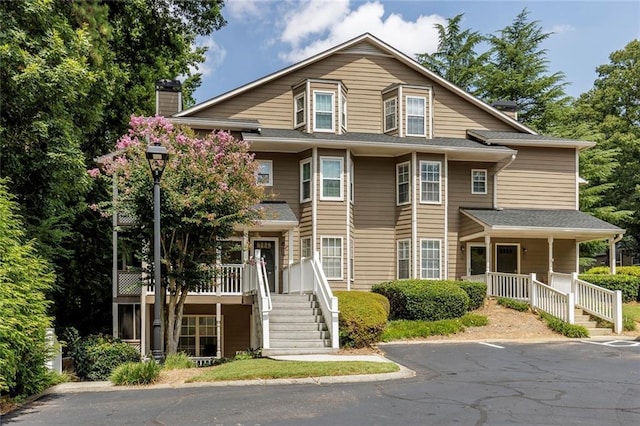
0;179;55;398
416;13;487;92
477;8;570;132
94;116;263;354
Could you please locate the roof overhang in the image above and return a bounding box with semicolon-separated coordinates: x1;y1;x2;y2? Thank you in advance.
169;117;261;132
467;129;595;151
460;209;625;243
235;202;298;232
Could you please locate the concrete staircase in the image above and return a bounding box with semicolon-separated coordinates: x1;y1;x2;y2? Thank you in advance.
263;294;335;356
574;309;613;336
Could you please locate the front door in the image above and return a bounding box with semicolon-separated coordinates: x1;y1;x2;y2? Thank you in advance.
496;244;519;274
253;240;277;293
468;245;487;276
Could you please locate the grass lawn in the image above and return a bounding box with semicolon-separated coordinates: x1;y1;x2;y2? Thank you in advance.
623;303;640;323
187;359;399;382
381;313;488;341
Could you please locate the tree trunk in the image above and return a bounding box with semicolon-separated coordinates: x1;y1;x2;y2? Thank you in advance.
164;282;189;355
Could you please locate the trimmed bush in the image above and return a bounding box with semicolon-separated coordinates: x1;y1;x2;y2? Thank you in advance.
538;312;589;338
163;352;195;370
583;266;611;275
110;361;161;386
579;274;640;303
372;280;470;321
335;291;389;348
585;266;640;277
67;333;140;381
457;281;487;310
497;297;530;312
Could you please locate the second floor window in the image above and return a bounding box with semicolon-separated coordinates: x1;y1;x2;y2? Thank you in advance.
396;162;410;205
406;96;426;136
420;161;441;203
257;160;273;186
384;98;397;132
300;159;312;202
314;92;334;131
294;93;305;127
321;157;343;200
472;169;487;194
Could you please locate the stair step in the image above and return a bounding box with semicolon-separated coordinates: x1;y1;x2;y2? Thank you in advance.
262;347;338;356
586;327;613;336
269;339;332;348
270;322;327;332
270;330;330;340
269;308;321;317
271;301;318;309
271;294;313;302
269;315;324;323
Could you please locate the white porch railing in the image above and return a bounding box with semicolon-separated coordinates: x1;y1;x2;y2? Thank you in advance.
475;272;531;301
573;274;623;334
282;253;340;349
145;264;243;295
242;254;272;349
530;278;574;323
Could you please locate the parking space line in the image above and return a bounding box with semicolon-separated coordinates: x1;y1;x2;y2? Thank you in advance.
478;342;504;349
580;340;640;347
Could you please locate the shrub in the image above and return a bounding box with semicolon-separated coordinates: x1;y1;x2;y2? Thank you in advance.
457;281;487;310
372;280;469;321
163;353;195;370
623;315;637;331
538;312;589;338
335;291;389;348
583;266;611;275
585;266;640;277
461;313;489;327
497;297;530;312
579;274;640;302
110;361;161;386
68;333;140;381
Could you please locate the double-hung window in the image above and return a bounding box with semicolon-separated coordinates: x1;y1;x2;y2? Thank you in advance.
257;160;273;186
301;237;312;259
321;237;343;279
314;92;334;131
420;161;441;203
472;169;487;194
406;96;426;136
420;239;441;279
300;159;312;202
177;316;218;357
396;162;410;205
320;157;343;200
294;93;305;127
397;240;410;279
384;98;397;132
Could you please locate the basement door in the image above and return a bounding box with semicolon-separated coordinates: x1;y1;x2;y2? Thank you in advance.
495;244;519;274
253;239;277;293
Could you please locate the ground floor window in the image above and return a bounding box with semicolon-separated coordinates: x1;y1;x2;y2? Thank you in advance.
397;240;410;279
118;304;141;340
177;316;218;357
321;237;343;279
420;239;441;279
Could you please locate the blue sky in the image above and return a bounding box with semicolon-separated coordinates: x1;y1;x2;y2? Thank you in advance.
191;0;640;104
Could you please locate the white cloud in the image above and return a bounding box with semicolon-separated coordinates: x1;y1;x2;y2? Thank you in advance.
549;24;575;34
225;0;263;19
190;38;227;77
279;1;446;63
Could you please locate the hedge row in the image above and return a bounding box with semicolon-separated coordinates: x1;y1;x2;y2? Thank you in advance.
585;266;640;277
578;274;640;303
335;291;389;348
371;280;476;321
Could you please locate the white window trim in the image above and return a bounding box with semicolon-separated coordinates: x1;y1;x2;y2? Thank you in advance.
177;315;222;358
420;238;441;280
397;239;410;280
257;160;273;186
396;161;411;206
300;236;312;259
294;92;306;128
341;94;347;131
384;97;398;132
471;169;487;195
313;91;335;132
419;160;441;204
349;158;354;203
406;96;427;137
321;236;343;280
320;156;344;201
300;158;312;203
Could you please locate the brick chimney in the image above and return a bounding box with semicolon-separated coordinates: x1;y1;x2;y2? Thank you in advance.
155;79;182;117
491;100;518;120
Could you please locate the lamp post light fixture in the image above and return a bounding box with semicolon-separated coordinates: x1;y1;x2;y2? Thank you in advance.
146;142;169;363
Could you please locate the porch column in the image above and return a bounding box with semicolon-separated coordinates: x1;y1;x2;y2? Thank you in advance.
242;230;249;263
216;302;222;358
609;237;617;275
287;228;294;293
484;235;491;273
548;237;554;281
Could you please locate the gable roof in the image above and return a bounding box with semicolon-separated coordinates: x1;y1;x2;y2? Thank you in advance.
176;33;535;135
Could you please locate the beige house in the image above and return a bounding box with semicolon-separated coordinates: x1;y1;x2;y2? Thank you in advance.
113;33;624;358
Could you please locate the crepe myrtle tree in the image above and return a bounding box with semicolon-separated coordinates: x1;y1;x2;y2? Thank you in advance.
92;115;263;355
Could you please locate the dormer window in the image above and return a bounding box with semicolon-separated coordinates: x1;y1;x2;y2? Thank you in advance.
406;96;426;136
341;94;347;131
384;98;397;132
314;91;334;132
294;93;305;128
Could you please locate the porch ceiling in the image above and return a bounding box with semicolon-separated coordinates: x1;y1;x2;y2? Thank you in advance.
460;208;625;243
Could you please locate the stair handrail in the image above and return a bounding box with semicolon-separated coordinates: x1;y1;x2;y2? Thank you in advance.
311;252;339;349
530;276;575;324
572;273;622;334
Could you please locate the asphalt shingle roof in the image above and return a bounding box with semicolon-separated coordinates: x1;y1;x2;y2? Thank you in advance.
256;201;298;223
468;130;586;144
462;208;623;231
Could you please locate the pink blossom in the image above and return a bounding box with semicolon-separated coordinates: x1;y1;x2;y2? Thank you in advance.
87;168;101;178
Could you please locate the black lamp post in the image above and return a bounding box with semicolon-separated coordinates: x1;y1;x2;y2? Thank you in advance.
146;142;169;362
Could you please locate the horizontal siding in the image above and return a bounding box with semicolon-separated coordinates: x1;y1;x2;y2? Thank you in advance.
221;305;251;358
497;147;576;209
460;215;484;236
353;157;396;289
255;153;300;214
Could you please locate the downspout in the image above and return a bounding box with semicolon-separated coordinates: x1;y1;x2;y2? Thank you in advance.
399;86;404;138
493;154;516;209
411;152;417;278
312;147;318;255
346;150;351;289
443;154;448;279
